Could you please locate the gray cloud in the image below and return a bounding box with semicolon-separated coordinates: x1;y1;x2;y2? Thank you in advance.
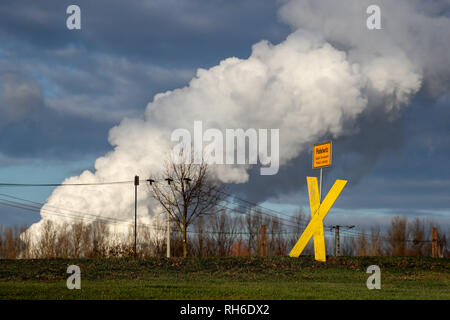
0;73;43;125
278;0;450;97
0;72;112;160
0;0;289;67
0;0;290;163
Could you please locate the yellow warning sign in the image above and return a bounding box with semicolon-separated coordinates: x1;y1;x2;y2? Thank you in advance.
313;141;332;169
289;177;347;262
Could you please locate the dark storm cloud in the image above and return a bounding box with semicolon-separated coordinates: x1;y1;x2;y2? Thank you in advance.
0;0;289;67
0;72;111;161
0;0;289;162
0;73;44;124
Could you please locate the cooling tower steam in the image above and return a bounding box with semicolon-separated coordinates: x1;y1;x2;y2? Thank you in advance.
26;0;449;239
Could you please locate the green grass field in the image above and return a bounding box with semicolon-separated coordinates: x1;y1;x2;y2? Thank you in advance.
0;256;448;300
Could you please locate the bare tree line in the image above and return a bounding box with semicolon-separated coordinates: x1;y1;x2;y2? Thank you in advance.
1;212;447;259
341;216;448;257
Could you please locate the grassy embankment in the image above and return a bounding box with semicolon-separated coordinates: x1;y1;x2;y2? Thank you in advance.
0;256;448;299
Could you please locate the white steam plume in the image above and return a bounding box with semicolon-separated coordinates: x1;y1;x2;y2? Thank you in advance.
27;0;450;239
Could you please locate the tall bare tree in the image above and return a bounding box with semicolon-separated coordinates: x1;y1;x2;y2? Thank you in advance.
387;216;408;256
210;210;238;257
356;229;369;256
409;217;425;256
370;226;382;256
148;158;225;258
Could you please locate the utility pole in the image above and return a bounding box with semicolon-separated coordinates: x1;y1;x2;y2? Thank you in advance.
330;225;354;256
432;227;438;258
165;178;173;258
334;225;340;257
260;225;267;257
134;175;139;258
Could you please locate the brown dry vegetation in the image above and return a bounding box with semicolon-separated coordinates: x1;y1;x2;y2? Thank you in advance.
0;213;448;259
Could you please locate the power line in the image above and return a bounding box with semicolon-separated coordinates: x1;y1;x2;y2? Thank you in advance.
0;193;134;225
146;178;420;242
0;181;343;239
0;180;434;243
210;187;344;232
0;198;300;236
0;178;321;230
0;189;331;238
0;178;305;230
216;189;296;220
144;178;305;225
0;195;431;242
0;181;133;187
144;180;309;231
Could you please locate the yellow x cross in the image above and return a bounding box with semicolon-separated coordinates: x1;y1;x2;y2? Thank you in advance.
289;177;347;262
